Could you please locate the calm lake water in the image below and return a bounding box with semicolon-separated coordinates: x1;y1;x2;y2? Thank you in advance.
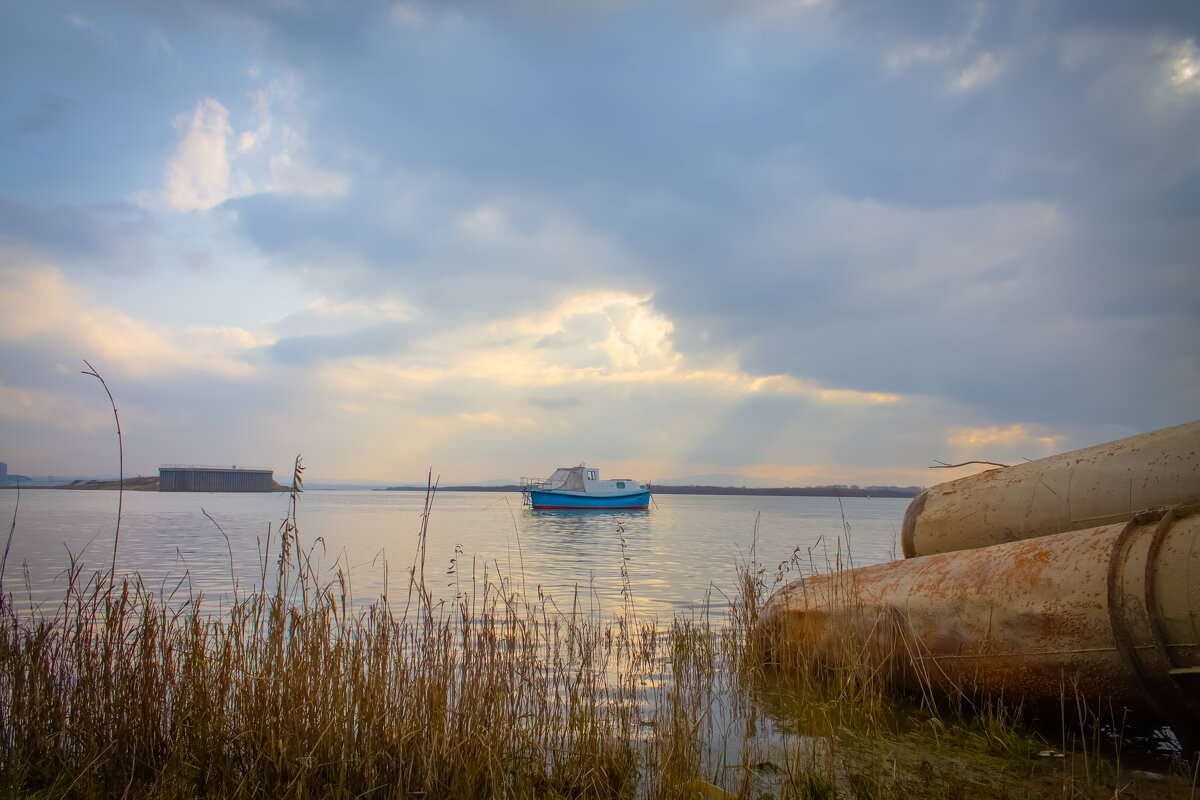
0;488;908;620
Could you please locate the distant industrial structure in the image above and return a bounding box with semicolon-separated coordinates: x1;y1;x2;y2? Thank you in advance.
158;465;274;492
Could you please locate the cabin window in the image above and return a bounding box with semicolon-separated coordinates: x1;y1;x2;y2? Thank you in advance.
616;482;625;489
587;470;597;480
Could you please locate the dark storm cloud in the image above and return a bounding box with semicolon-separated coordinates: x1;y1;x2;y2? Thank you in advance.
26;0;1193;449
224;191;425;269
633;4;1200;430
0;94;75;138
527;395;582;411
226;192;554;332
266;323;409;367
0;200;158;274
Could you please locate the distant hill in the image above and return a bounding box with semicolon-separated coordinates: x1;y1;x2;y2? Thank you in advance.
382;484;522;493
646;485;921;498
59;477;162;491
304;480;395;490
25;476;293;492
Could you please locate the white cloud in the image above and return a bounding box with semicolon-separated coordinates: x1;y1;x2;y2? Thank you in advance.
953;51;1003;92
62;12;114;43
881;2;1007;94
734;0;827;21
885;42;954;72
0;251;268;379
391;2;425;26
885;1;985;76
269;293;416;341
150;28;171;57
238;89;273;154
269;127;351;198
599;298;674;370
149;86;350;212
162;97;240;212
458;205;508;240
0;382;114;433
308;295;415;323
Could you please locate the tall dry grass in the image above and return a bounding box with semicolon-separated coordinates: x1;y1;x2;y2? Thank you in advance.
0;466;1182;799
0;464;644;798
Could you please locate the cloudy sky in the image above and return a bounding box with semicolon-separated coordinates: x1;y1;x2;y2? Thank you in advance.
1;0;1198;487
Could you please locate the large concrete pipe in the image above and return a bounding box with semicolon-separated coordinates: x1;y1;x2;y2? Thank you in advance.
761;505;1200;731
902;419;1200;558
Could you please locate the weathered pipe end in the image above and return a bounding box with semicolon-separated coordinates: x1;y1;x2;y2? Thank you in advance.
904;418;1200;558
762;505;1200;737
900;489;926;559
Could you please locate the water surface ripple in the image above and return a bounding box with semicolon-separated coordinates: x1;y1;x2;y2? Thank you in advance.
0;489;907;619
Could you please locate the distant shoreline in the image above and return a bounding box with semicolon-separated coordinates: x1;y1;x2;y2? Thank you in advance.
3;481;921;498
2;477;291;492
379;484;921;498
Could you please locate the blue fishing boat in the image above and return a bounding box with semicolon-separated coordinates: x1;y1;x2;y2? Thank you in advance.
521;465;650;510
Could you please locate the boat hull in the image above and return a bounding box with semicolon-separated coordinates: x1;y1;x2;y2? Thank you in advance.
527;488;650;510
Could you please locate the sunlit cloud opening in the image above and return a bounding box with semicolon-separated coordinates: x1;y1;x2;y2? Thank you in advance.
746;375;900;405
1169;40;1200;93
310;290;911;438
457;411;503;425
946;423;1064;450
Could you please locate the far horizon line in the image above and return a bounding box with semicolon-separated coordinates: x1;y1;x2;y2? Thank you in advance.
1;476;925;494
371;483;923;498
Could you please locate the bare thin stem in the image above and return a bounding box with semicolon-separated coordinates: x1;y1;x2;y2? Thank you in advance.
202;507;238;593
82;360;122;582
1;480;19;592
929;459;1009;469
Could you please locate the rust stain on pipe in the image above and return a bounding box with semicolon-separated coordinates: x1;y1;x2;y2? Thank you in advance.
761;506;1200;730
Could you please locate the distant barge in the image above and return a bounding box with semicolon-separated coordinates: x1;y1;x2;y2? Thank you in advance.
158;465;276;492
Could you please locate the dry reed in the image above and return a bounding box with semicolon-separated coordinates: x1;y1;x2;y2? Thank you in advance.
0;473;1184;799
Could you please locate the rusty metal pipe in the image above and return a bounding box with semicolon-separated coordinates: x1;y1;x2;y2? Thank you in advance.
762;506;1200;729
902;419;1200;558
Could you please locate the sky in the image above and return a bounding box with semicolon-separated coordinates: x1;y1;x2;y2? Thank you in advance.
1;0;1198;488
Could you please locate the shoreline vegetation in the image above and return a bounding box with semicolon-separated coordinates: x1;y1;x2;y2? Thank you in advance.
0;470;1193;798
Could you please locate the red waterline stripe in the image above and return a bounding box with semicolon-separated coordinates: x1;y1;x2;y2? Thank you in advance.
532;505;649;510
